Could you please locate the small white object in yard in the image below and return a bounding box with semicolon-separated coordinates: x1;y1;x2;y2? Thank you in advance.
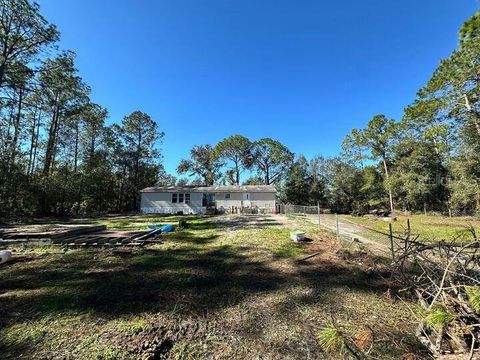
0;250;12;264
290;231;305;242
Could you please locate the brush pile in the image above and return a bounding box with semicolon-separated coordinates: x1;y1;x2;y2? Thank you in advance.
391;228;480;358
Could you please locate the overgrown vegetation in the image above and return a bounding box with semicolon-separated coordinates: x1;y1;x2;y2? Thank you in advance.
0;215;421;359
0;0;168;219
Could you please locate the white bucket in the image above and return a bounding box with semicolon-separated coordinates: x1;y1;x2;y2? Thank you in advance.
290;231;305;242
0;250;12;264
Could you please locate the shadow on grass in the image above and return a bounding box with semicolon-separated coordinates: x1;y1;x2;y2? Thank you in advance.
212;215;285;230
0;240;284;319
0;226;421;358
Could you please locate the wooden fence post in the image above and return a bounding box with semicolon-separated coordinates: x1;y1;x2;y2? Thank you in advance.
405;218;411;251
389;223;395;261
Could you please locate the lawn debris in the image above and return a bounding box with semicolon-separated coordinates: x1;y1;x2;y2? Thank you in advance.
390;226;480;358
299;251;320;261
0;224;106;244
49;229;163;248
354;327;374;352
0;249;12;263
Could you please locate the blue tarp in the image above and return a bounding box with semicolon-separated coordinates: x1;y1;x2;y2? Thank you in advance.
147;224;174;232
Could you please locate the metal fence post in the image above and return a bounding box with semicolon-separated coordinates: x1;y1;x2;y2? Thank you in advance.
317;202;320;227
335;213;340;242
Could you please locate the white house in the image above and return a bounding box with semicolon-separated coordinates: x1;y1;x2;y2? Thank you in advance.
140;185;277;214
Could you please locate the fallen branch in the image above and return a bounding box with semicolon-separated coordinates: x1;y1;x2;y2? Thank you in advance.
299;252;320;261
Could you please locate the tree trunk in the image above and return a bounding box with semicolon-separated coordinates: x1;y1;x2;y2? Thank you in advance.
0;62;7;90
235;166;240;185
74;120;79;172
89;131;95;161
9;87;23;166
51;114;62;171
463;95;480;137
119;160;127;212
43;95;59;175
1;102;15;157
133;125;142;210
31;113;41;176
27;108;39;175
383;157;394;214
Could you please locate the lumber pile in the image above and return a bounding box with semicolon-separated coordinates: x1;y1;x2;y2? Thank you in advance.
52;229;162;247
0;224;163;247
0;224;106;244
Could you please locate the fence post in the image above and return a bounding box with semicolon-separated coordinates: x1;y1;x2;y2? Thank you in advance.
389;223;395;261
335;213;340;243
405;218;410;251
317;202;321;227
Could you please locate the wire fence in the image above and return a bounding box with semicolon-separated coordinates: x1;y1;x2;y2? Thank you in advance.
279;204;420;258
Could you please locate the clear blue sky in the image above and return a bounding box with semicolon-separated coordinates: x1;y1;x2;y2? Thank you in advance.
38;0;478;176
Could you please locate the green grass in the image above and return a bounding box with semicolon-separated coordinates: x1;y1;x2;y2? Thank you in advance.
0;214;420;359
87;214;211;230
344;214;480;242
223;227;307;257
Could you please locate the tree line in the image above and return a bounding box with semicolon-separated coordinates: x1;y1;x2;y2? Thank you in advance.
0;0;166;219
3;0;480;218
336;11;480;215
178;11;480;216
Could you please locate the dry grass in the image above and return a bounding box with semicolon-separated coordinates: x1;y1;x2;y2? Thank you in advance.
0;215;423;359
345;214;480;242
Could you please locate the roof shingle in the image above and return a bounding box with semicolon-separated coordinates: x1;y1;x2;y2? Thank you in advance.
140;185;277;193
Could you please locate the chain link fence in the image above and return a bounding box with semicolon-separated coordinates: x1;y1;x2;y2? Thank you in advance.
279;204;411;257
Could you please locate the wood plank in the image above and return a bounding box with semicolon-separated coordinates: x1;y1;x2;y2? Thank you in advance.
131;229;162;242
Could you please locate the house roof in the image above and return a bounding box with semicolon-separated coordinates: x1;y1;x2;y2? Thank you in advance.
140;185;277;193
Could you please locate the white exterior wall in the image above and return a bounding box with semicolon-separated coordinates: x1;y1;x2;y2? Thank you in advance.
250;192;276;210
141;192;205;214
215;192;243;211
215;192;276;213
141;191;276;214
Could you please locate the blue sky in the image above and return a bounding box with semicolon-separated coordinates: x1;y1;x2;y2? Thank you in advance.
38;0;478;177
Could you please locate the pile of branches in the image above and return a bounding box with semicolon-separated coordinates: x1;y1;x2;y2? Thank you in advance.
391;227;480;358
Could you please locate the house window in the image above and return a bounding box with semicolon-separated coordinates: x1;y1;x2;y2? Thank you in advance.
185;194;190;204
225;193;231;199
172;193;178;203
179;193;184;203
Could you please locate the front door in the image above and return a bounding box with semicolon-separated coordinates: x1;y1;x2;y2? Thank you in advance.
242;193;251;208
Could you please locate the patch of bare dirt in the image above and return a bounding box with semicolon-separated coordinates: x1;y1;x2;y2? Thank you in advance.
104;320;204;359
